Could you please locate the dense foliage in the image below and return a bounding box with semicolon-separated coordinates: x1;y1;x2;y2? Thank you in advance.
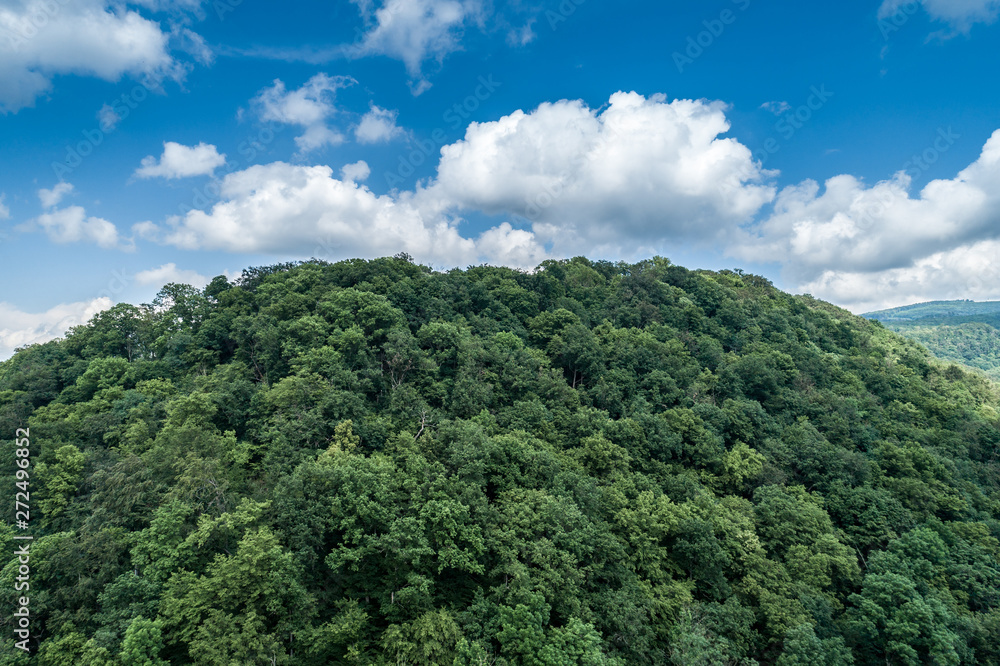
881;323;1000;383
865;300;1000;382
2;256;999;665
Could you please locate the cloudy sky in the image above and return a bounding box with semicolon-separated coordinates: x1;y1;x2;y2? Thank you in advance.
2;0;1000;358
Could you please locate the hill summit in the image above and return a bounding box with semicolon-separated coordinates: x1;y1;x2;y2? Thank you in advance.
2;256;999;665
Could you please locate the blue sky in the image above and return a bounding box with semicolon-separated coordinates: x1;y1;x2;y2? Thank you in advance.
2;0;1000;357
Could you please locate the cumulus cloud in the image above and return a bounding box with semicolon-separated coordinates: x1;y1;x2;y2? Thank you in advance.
253;74;355;153
135;263;211;288
0;194;9;220
734;129;1000;283
0;297;113;361
801;240;1000;314
429;91;775;256
349;0;483;94
125;93;1000;314
38;182;74;208
27;183;124;248
724;129;1000;311
474;221;549;268
172;26;213;66
148;161;494;265
132;89;1000;314
31;206;121;248
341;160;372;182
0;0;194;113
506;20;536;47
139;91;776;268
760;101;791;115
135;141;226;179
97;103;122;131
355;104;405;144
879;0;1000;32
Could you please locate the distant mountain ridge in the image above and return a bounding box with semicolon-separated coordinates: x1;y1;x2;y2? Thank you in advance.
864;299;1000;323
863;300;1000;381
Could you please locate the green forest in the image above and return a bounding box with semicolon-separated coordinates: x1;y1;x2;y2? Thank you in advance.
865;301;1000;382
2;256;999;665
864;300;1000;324
880;324;1000;383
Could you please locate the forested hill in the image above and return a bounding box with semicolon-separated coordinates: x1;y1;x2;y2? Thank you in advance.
2;256;999;665
864;300;1000;382
865;300;1000;324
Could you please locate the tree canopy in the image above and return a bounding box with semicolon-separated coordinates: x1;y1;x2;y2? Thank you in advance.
2;256;999;665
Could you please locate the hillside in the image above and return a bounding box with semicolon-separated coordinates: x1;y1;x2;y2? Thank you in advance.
2;256;999;665
880;323;1000;382
865;300;1000;323
864;301;1000;382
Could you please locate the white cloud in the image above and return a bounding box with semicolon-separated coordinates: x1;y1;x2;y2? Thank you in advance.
253;74;355;153
723;129;1000;311
429;91;775;256
734;129;1000;283
132;88;1000;316
760;101;791;115
0;194;9;220
0;297;113;361
97;103;122;131
0;0;192;113
879;0;1000;32
31;206;121;248
132;220;160;241
135;141;226;179
135;263;211;288
349;0;483;93
173;26;213;66
148;161;493;265
341;160;372;183
507;20;536;46
140;92;776;268
801;240;1000;314
30;184;123;248
38;182;74;209
123;92;1000;315
355;104;405;144
474;221;549;268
